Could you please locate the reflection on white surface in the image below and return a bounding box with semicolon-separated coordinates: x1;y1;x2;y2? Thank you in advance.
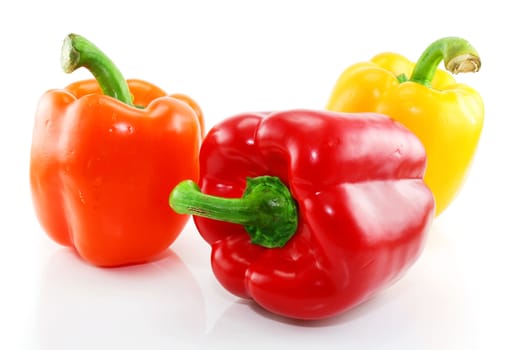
28;220;483;349
35;248;206;349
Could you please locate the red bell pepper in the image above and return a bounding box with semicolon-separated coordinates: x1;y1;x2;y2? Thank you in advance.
170;110;435;320
30;34;203;267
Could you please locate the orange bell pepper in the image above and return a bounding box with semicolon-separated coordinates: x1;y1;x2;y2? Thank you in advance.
30;34;203;266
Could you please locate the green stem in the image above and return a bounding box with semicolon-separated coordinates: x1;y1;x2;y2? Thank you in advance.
169;176;299;248
61;33;133;105
409;37;481;86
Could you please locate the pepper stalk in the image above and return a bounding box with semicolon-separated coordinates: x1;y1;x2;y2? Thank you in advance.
61;33;133;105
169;176;299;248
406;36;481;86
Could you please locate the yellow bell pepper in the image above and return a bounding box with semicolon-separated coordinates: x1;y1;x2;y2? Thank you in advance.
326;37;484;216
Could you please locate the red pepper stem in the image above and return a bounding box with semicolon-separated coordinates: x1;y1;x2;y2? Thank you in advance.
61;34;133;105
409;37;481;86
169;176;298;248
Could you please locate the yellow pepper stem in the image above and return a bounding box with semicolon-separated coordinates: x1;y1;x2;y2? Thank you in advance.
409;37;481;86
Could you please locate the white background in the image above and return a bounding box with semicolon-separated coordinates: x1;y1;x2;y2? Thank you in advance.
1;1;511;349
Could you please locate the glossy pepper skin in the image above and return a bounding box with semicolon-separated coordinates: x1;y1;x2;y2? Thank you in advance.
30;34;203;267
170;110;435;320
326;37;484;216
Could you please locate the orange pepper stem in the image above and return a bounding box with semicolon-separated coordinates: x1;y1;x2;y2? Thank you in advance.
61;33;133;105
169;176;298;248
409;37;481;86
